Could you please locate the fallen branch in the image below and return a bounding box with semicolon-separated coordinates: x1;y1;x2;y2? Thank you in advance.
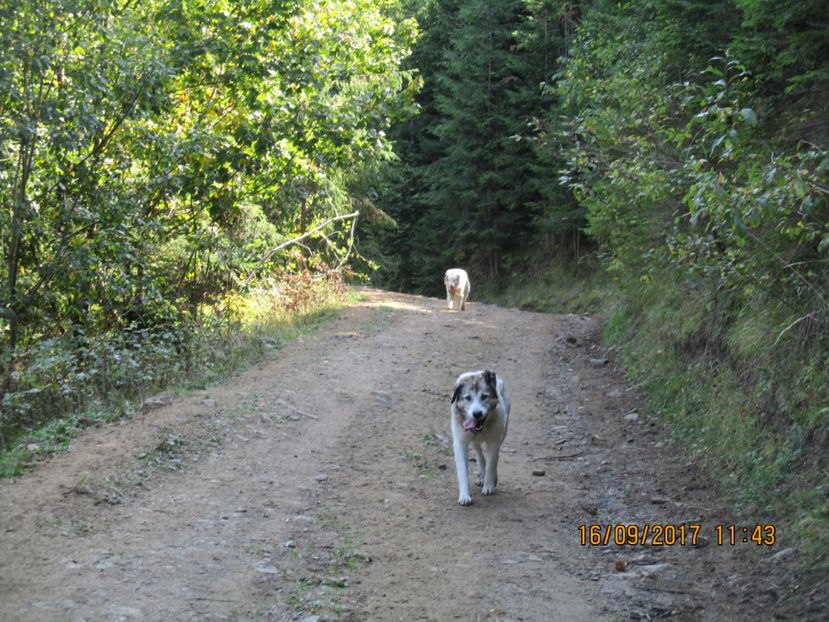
334;211;358;272
242;211;359;289
773;312;817;347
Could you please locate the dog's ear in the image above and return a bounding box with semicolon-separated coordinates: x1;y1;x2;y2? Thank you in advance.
451;382;463;404
483;370;498;395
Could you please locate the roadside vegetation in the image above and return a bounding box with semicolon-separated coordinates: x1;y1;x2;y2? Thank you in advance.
0;272;350;476
1;1;417;470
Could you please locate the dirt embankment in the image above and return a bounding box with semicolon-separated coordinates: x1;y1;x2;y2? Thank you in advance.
0;289;823;621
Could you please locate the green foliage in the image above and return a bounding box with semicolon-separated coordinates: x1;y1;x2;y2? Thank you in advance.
555;0;829;558
371;0;583;293
0;271;347;475
476;255;610;314
732;0;829;98
603;270;829;559
559;1;828;321
424;0;536;270
0;0;418;442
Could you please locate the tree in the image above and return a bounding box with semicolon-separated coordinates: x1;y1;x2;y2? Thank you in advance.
371;1;588;293
424;0;540;278
0;0;418;439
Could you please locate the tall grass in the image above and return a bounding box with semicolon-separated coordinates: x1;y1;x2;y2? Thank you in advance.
476;254;611;314
0;271;349;476
482;258;828;565
603;268;829;565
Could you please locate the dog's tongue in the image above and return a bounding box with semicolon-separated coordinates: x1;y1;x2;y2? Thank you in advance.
463;419;478;431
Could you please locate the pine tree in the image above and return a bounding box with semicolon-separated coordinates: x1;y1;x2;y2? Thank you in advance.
358;0;458;292
373;0;590;291
521;0;585;256
419;0;543;279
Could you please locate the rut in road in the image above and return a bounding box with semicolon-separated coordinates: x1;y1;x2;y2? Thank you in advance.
0;290;792;621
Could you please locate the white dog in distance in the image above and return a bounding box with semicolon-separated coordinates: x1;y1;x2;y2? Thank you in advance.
444;268;470;311
450;370;510;506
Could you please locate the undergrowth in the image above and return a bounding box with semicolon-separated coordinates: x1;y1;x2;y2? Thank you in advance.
603;269;829;566
0;271;351;477
476;253;610;314
483;258;829;568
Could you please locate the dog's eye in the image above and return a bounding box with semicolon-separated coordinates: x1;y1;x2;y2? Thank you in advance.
464;395;471;401
481;394;489;400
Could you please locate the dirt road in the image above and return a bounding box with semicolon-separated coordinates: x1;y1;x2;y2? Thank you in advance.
0;290;820;621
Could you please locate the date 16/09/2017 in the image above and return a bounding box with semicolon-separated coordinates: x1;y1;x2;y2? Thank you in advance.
578;523;776;547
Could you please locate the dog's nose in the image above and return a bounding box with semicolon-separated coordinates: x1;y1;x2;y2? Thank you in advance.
472;410;484;419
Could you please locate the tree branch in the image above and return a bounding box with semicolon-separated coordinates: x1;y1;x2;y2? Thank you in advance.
243;211;359;289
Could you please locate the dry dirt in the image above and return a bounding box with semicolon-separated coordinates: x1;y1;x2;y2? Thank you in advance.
0;289;824;621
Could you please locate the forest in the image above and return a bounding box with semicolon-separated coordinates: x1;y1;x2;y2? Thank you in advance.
2;1;828;558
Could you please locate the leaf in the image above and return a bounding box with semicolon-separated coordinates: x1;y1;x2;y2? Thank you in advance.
740;108;757;125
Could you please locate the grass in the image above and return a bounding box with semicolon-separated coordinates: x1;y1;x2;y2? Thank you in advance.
400;448;437;478
0;413;105;477
137;433;188;473
482;256;828;567
476;254;611;314
0;279;352;477
602;269;829;566
283;516;367;617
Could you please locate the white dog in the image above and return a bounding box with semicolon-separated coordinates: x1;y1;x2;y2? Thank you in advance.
450;370;510;506
444;268;470;311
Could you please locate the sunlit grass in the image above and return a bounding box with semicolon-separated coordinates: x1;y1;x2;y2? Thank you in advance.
0;275;349;477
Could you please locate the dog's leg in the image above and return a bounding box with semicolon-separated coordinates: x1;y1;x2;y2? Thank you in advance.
481;442;500;496
453;438;473;505
446;290;454;310
474;445;486;487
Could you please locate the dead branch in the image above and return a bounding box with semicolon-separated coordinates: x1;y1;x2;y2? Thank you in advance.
334;210;358;272
243;211;359;288
773;311;818;347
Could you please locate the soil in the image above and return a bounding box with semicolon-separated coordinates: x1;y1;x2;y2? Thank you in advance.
1;289;825;621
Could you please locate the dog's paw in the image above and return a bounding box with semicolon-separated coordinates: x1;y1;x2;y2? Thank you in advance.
458;495;473;506
481;484;496;496
475;476;483;487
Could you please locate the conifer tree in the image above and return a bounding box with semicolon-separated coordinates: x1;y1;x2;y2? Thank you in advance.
419;0;542;279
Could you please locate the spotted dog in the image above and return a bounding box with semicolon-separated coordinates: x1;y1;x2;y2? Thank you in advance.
450;370;510;506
